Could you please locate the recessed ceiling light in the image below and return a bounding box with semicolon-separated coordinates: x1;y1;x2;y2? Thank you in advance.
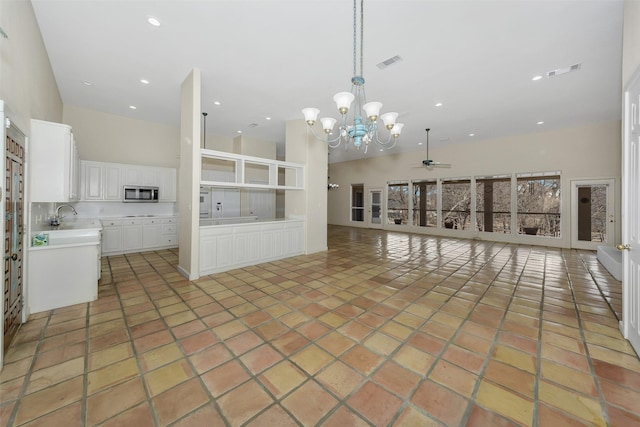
532;75;543;81
82;80;93;86
265;117;271;121
469;133;475;137
213;101;221;106
537;121;544;125
418;142;423;145
147;17;161;27
379;149;384;151
140;79;150;84
435;102;443;107
237;130;242;134
129;105;137;110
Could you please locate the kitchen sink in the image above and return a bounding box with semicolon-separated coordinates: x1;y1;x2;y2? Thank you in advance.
53;218;102;230
46;229;101;246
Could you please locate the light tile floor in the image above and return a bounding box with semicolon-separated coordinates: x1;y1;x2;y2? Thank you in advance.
1;225;639;426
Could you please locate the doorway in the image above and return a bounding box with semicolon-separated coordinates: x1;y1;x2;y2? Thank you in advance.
3;119;25;354
570;179;614;250
369;189;382;229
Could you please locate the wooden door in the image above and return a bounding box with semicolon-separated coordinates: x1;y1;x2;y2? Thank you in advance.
3;121;25;353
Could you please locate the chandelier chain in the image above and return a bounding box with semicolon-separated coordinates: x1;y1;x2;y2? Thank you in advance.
301;0;403;153
352;0;365;79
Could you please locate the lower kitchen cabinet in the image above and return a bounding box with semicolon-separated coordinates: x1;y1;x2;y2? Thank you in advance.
122;220;143;251
101;216;178;255
199;219;303;275
142;219;163;249
101;220;123;253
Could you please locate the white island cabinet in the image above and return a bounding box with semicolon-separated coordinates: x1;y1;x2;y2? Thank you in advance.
199;218;304;275
30;119;80;202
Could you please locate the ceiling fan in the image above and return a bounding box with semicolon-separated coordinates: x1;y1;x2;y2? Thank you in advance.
420;128;451;168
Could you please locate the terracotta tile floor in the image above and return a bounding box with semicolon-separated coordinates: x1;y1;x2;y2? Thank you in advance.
2;225;639;426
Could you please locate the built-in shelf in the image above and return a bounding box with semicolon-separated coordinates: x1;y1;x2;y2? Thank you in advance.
200;149;304;190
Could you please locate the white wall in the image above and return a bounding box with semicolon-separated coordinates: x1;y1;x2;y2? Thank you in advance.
63;105;179;168
623;0;640;85
0;0;62;131
328;120;621;248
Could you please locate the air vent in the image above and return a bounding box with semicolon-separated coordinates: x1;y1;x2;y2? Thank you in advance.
547;63;581;78
248;123;259;128
377;55;403;70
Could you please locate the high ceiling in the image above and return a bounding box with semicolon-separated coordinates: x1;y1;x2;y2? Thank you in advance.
31;0;624;163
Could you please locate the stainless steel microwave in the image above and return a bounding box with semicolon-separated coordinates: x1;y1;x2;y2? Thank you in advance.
123;186;159;203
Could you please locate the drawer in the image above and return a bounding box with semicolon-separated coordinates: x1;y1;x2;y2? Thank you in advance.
162;235;177;246
142;218;162;225
162;224;176;235
102;220;122;228
122;219;143;226
162;217;177;224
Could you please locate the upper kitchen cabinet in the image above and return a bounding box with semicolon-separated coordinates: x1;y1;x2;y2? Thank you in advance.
80;161;176;202
80;161;122;201
30;119;80;202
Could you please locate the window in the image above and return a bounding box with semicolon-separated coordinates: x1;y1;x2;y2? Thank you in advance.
476;176;511;233
442;178;471;230
517;173;561;236
412;180;437;227
351;184;364;221
387;182;409;225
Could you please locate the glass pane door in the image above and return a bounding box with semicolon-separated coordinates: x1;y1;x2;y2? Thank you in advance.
371;190;381;224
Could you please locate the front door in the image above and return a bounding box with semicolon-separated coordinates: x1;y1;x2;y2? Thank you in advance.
3;120;25;353
570;179;615;250
621;68;640;355
369;190;382;229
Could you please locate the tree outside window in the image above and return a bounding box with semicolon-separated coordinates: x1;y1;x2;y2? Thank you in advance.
516;175;560;236
442;179;471;230
388;183;409;225
412;180;437;227
476;177;511;233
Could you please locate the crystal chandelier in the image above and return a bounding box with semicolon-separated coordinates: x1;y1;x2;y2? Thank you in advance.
301;0;403;153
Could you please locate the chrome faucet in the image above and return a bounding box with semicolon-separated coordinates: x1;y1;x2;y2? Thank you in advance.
55;204;78;220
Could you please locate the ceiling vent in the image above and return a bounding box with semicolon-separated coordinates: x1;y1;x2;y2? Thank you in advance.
248;123;259;128
547;63;581;78
377;55;403;70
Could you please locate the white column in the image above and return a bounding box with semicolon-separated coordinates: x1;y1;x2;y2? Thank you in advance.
177;68;201;279
285;119;328;254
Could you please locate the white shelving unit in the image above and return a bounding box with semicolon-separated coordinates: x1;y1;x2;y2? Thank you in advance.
200;149;304;190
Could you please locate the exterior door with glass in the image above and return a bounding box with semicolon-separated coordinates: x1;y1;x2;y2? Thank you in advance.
369;190;382;229
570;179;615;250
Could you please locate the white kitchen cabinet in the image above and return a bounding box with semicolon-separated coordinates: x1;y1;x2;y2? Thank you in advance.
199;219;304;275
122;219;143;251
142;218;163;249
101;219;123;254
81;161;123;201
123;166;158;187
158;167;177;202
82;162;103;200
161;218;178;246
30;119;80;202
101;216;178;255
80;161;176;202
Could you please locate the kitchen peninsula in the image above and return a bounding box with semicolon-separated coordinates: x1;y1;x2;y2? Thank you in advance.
198;149;306;276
